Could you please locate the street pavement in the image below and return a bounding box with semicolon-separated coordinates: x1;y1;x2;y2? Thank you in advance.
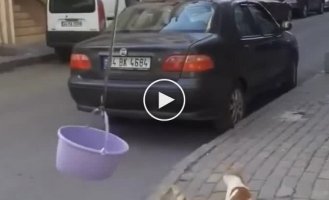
1;12;329;200
152;72;329;200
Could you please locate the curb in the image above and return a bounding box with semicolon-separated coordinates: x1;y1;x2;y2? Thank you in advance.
146;98;276;200
0;53;56;73
145;73;325;200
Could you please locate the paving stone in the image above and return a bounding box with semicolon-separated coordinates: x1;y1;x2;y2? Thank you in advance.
249;191;258;200
276;176;299;198
180;172;195;181
315;148;329;158
214;163;227;173
288;167;304;177
193;197;206;200
306;157;325;173
184;169;212;198
323;160;329;170
248;180;264;191
294;172;317;198
253;155;283;180
206;173;222;183
208;192;226;200
213;180;226;192
151;76;329;200
311;179;329;200
176;181;190;193
293;159;308;168
196;183;215;198
319;169;329;179
258;167;289;199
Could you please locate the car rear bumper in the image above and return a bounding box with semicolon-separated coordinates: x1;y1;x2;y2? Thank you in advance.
68;76;226;121
46;31;100;48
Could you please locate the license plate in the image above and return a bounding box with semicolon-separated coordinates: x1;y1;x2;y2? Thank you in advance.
103;57;151;70
61;20;82;27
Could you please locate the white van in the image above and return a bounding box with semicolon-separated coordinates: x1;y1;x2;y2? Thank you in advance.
46;0;138;60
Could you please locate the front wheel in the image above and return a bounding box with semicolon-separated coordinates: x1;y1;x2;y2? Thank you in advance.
214;83;245;131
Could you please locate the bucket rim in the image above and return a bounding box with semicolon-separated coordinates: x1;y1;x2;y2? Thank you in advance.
57;125;129;155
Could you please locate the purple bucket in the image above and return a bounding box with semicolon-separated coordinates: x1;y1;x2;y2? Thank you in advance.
56;126;129;181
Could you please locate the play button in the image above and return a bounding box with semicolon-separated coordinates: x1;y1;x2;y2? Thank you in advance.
158;92;175;109
143;79;186;122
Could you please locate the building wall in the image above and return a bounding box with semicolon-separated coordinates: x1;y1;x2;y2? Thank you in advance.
0;0;15;44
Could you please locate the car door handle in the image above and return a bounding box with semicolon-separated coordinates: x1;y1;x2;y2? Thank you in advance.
244;44;250;48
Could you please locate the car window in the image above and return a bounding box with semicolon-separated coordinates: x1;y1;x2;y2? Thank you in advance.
49;0;95;13
110;2;215;33
247;4;278;35
234;5;260;37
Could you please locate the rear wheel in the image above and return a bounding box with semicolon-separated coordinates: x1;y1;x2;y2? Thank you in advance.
55;47;71;62
318;1;325;14
287;9;293;22
214;83;245;132
299;4;309;18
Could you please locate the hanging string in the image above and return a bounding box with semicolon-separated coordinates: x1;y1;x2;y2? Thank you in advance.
101;0;120;113
98;0;121;154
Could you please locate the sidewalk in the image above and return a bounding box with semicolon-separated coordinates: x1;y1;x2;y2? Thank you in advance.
0;42;54;72
148;72;329;200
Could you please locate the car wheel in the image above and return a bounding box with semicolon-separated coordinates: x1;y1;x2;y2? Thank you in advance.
214;83;245;131
318;1;325;14
287;9;293;21
300;4;308;18
282;61;297;91
55;47;71;62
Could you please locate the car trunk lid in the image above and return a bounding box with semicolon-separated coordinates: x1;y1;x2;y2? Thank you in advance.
76;32;212;81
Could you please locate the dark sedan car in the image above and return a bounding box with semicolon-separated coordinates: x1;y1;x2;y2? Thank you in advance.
68;0;298;130
259;0;293;23
283;0;324;17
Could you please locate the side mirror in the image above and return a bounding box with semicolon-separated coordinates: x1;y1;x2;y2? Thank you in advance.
281;21;292;31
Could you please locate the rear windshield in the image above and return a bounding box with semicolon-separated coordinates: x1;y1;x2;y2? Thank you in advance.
109;2;215;33
49;0;95;13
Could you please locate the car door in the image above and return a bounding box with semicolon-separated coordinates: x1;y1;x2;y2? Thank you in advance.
233;3;271;92
308;0;319;10
247;3;286;84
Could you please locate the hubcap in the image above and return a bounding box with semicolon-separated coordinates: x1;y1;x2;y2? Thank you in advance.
303;5;308;16
229;88;244;125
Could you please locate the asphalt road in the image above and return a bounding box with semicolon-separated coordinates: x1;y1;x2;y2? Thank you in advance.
1;12;329;200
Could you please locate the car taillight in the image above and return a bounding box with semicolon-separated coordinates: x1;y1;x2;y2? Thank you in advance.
97;0;106;31
70;54;91;70
162;55;214;72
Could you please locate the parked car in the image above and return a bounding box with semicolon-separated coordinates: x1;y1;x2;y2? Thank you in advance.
259;0;293;23
282;0;324;18
46;0;139;61
68;0;298;129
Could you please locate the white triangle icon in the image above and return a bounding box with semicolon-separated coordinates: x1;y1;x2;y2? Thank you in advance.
158;92;175;109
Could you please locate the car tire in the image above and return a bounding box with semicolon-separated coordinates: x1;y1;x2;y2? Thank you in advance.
214;82;245;132
282;61;298;91
287;9;293;21
318;1;325;14
299;4;309;18
55;47;71;62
